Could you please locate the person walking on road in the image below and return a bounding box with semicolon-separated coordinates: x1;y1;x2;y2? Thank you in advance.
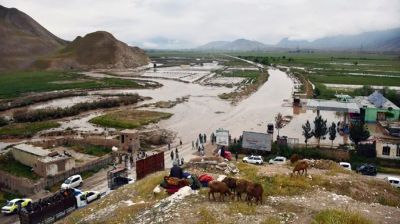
204;134;207;143
168;143;171;151
170;151;174;161
196;139;199;149
180;139;182;147
175;147;178;154
235;152;239;161
192;141;194;150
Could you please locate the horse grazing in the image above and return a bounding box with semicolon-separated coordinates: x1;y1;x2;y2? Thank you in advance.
208;181;233;202
292;160;309;176
245;182;263;205
235;179;250;201
222;177;237;193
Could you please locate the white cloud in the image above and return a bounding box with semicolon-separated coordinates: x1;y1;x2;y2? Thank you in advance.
1;0;399;48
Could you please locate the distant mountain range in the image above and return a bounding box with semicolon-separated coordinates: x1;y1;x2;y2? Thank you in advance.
0;5;149;71
277;28;400;51
197;39;278;51
197;28;400;52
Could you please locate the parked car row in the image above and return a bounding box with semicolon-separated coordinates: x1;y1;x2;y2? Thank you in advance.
242;156;289;165
2;174;101;216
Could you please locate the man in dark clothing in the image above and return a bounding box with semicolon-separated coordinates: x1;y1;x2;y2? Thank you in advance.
175;147;178;154
180;139;182;147
204;134;207;142
235;152;239;161
168;143;171;151
170;161;183;179
170;151;174;160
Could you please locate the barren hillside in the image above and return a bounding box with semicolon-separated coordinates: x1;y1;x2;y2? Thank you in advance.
0;5;66;70
37;31;150;70
62;159;400;224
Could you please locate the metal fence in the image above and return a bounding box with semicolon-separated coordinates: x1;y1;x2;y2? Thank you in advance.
136;152;165;180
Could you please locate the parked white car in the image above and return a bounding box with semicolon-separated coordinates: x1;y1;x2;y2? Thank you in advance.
339;162;352;171
61;175;83;190
242;155;264;165
385;177;400;188
83;191;101;203
269;156;287;164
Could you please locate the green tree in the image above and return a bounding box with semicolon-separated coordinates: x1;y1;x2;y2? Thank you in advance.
313;116;328;148
349;122;370;148
328;122;337;149
302;120;313;148
275;112;284;138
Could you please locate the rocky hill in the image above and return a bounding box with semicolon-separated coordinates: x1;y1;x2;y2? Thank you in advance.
37;31;150;70
62;159;400;224
0;5;67;70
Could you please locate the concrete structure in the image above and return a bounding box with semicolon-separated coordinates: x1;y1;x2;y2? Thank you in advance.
120;129;140;152
306;99;360;113
354;91;400;123
34;154;75;177
376;140;400;160
12;144;75;177
12;144;51;167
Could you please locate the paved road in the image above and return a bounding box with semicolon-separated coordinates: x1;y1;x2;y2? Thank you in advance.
376;173;400;180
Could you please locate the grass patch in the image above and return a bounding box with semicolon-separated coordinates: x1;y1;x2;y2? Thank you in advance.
378;166;400;175
227;201;256;215
0;121;60;138
261;217;281;224
0;71;143;99
308;74;400;86
197;207;218;224
312;209;372;224
67;144;112;157
89;110;173;129
0;153;39;180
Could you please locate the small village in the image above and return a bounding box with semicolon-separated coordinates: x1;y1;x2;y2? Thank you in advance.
0;1;400;224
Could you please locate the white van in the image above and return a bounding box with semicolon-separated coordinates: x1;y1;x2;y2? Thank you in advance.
385;177;400;188
61;175;83;190
339;162;352;171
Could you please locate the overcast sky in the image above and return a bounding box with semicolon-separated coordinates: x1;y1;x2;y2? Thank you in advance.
1;0;400;49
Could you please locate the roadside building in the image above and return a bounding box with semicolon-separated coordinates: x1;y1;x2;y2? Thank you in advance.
12;143;75;177
376;140;400;160
355;91;400;123
120;129;140;152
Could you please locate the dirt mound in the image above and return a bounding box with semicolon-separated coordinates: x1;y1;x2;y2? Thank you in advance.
39;31;150;70
0;5;66;70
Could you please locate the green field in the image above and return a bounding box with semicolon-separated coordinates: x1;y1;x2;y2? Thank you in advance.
0;71;143;99
90;110;173;129
0;121;60;137
308;74;400;86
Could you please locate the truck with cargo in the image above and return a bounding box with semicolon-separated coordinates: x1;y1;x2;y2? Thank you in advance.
19;188;86;224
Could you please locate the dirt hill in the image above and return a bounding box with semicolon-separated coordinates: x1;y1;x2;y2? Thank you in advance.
62;159;400;224
38;31;150;70
0;5;67;70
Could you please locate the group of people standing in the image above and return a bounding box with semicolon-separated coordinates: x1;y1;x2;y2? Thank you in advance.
169;139;184;166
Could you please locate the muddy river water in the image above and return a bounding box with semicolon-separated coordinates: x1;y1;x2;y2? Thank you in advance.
47;67;344;146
